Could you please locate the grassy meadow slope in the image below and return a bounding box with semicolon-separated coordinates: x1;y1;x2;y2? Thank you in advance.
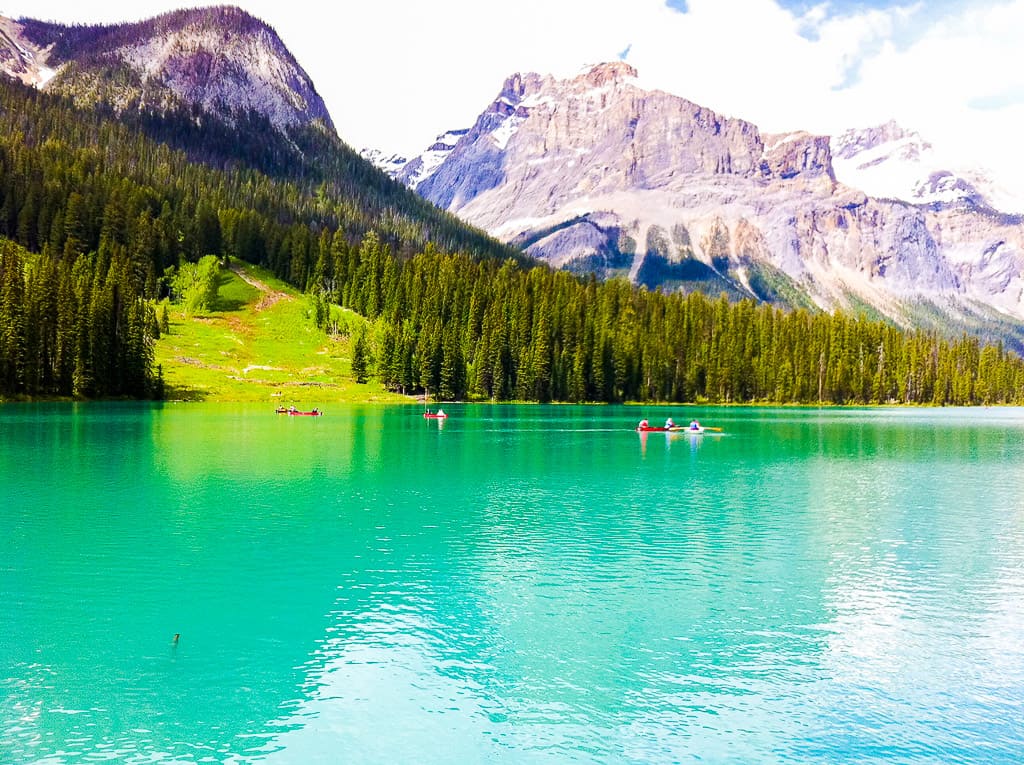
155;261;407;404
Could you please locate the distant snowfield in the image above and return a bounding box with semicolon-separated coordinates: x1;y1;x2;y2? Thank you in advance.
831;124;1024;215
36;66;57;87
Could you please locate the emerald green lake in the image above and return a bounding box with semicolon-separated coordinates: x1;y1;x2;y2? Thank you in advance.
2;403;1023;763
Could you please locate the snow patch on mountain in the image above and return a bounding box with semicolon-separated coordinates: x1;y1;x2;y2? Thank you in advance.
361;148;409;175
363;128;473;191
36;65;57;86
832;120;1024;214
383;128;469;190
403;149;453;189
491;115;525;150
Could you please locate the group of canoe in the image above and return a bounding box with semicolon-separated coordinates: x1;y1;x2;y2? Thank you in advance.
275;406;322;416
636;418;715;434
273;407;717;432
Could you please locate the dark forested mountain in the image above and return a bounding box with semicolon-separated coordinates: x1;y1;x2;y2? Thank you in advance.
0;6;522;400
0;6;521;258
9;6;332;130
0;8;1022;404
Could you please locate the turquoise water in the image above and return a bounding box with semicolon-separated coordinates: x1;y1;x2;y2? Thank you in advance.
2;403;1023;763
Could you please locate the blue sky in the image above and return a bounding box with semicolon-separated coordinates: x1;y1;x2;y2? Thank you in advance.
777;0;966;14
5;0;1024;194
670;0;959;18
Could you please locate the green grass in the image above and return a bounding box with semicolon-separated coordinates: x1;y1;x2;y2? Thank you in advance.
154;262;409;404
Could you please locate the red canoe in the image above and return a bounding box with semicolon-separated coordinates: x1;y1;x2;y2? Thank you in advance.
276;407;322;416
423;412;448;419
636;425;703;433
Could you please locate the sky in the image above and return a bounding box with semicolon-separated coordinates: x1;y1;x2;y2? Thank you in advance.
4;0;1024;191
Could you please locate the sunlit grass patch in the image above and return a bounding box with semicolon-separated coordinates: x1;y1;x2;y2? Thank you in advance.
154;263;408;404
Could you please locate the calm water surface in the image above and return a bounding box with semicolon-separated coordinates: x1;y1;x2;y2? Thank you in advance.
2;404;1023;763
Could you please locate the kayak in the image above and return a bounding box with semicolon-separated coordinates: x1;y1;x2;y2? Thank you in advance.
289;410;322;416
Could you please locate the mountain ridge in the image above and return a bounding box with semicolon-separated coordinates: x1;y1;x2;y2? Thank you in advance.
1;6;333;131
376;62;1024;340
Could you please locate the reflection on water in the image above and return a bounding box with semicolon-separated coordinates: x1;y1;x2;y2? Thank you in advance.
2;404;1023;763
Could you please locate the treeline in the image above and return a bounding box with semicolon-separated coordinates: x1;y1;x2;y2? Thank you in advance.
20;7;274;65
320;235;1024;405
0;239;157;398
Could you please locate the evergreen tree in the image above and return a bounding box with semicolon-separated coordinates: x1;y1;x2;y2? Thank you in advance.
0;243;26;393
351;329;370;384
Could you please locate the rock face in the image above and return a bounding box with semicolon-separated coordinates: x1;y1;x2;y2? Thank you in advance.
0;16;58;87
388;63;1024;331
0;7;332;132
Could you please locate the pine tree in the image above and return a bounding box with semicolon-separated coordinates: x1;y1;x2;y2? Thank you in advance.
0;243;26;394
351;329;370;384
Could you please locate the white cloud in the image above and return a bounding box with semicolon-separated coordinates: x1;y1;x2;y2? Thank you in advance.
5;0;1024;195
835;1;1024;194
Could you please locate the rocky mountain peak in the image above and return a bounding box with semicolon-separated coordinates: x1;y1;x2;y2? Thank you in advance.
575;61;638;88
413;63;831;218
497;71;529;104
833;119;928;160
2;6;333;132
383;65;1024;336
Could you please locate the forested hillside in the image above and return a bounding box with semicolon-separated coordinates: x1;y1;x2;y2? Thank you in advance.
313;239;1024;405
0;75;517;400
0;78;518;270
1;76;1023;404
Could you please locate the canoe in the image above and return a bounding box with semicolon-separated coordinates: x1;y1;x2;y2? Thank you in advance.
423;412;448;419
289;410;322;416
637;425;704;434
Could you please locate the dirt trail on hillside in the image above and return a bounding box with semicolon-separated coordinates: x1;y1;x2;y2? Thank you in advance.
230;264;291;311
